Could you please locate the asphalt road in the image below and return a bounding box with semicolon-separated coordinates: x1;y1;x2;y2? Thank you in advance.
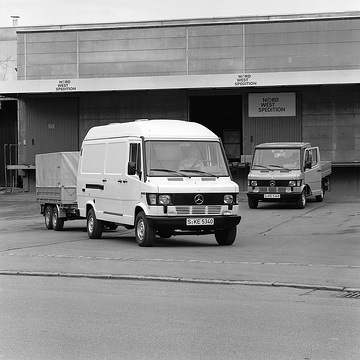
0;189;359;290
1;189;360;359
1;275;360;360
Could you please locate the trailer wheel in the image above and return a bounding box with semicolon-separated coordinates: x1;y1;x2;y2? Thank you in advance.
215;226;237;245
296;189;306;209
87;208;103;239
44;205;53;230
52;206;64;231
135;211;155;247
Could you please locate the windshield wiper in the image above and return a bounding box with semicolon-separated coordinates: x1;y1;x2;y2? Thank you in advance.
179;169;219;177
252;164;270;170
268;164;290;171
150;168;189;177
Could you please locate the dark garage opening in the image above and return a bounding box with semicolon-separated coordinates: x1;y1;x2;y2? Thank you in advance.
189;95;242;161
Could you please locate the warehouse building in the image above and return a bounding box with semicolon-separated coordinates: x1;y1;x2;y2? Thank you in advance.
1;12;360;191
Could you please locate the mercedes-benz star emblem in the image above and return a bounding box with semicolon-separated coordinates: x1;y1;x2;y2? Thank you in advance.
270;180;276;187
194;194;204;205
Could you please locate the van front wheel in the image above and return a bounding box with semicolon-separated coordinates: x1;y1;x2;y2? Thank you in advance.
135;212;155;247
215;226;237;245
87;208;103;239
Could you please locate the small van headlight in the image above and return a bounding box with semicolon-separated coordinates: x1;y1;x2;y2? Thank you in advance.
289;180;302;187
251;180;257;186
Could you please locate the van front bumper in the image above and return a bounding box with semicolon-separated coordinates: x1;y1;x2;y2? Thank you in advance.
146;215;241;231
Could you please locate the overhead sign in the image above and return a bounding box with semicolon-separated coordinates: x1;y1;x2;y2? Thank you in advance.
248;92;296;117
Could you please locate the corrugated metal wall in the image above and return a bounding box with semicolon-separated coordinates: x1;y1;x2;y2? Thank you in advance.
17;17;360;80
24;98;78;163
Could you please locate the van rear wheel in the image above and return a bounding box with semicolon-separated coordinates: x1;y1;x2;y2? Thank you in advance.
87;208;103;239
52;206;64;231
135;211;155;247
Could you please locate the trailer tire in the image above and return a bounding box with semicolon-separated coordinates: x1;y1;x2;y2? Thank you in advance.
52;206;64;231
44;205;53;230
215;226;237;245
87;208;103;239
135;211;155;247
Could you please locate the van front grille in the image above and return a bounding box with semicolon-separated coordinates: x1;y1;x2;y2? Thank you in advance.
175;205;222;215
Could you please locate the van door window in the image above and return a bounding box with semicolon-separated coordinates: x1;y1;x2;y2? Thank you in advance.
129;143;141;176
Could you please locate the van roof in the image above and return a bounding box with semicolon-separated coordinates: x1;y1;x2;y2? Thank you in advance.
255;142;311;149
84;119;219;141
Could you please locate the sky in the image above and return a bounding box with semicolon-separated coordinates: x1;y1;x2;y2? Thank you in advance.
1;0;360;27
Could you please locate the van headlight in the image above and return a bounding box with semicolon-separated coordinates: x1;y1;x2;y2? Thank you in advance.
250;180;257;186
289;180;302;187
224;194;234;204
158;194;172;205
146;194;172;205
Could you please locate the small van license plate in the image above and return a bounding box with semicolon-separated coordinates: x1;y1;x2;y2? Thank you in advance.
264;194;280;198
186;218;214;226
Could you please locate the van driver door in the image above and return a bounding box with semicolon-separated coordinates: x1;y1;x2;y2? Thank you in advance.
122;141;143;226
304;147;322;196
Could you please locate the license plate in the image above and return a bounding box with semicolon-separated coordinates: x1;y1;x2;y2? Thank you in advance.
264;194;280;198
186;218;214;226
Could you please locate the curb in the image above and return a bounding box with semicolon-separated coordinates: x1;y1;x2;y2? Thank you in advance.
1;270;357;293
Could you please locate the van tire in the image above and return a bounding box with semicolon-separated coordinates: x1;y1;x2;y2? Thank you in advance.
44;205;53;230
296;190;306;209
52;206;64;231
135;211;155;247
248;197;258;209
87;208;103;239
315;184;325;202
215;226;237;245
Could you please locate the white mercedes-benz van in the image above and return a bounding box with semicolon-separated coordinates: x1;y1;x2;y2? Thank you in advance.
77;120;241;246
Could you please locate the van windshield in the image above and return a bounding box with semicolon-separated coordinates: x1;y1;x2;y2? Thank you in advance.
145;140;229;177
252;148;301;170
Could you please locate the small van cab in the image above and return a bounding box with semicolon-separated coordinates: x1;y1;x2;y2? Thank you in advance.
77;120;241;246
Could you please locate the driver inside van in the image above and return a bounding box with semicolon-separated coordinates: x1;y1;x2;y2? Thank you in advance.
179;145;204;170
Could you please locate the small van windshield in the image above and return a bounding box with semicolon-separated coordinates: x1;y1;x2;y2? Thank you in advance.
145;141;229;177
252;149;301;170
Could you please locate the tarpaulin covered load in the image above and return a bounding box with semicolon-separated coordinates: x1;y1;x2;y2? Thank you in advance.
35;152;80;204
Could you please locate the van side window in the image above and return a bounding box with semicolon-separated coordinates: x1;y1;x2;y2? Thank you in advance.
105;142;126;174
129;143;141;174
305;149;318;168
81;143;106;174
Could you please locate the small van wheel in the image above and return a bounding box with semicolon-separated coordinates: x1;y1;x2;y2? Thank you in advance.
248;197;258;209
135;211;155;247
315;184;325;202
215;226;237;245
52;206;64;231
87;208;103;239
296;190;306;209
44;205;53;230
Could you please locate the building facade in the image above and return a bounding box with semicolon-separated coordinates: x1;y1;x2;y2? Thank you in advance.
1;12;360;190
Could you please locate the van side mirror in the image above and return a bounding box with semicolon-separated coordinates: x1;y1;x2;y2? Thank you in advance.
128;161;136;175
